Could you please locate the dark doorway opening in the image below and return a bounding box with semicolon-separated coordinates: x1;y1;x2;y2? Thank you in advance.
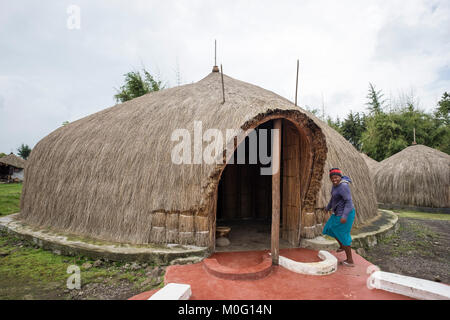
216;119;306;252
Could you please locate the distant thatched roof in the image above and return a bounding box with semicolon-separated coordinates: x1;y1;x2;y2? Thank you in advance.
373;144;450;208
360;153;379;175
18;72;378;244
0;153;26;169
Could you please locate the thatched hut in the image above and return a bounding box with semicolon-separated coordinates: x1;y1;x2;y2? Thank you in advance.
18;70;378;252
360;153;379;179
373;144;450;210
0;153;26;182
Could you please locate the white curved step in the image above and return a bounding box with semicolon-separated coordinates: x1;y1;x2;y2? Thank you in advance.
274;250;337;275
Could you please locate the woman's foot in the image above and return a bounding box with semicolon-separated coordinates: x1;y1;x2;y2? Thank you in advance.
342;260;355;267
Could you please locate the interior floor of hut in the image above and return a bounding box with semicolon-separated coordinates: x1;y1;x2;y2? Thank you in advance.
215;219;297;252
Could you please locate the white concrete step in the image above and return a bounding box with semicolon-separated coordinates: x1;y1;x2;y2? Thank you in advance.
148;283;192;300
368;271;450;300
273;250;337;275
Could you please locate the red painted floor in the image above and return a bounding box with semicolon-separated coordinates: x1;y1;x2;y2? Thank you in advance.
129;248;413;300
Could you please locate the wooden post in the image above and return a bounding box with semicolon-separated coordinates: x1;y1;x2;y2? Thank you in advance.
221;64;225;104
295;59;299;106
271;119;282;265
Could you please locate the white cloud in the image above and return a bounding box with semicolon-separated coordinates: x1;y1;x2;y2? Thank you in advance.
0;0;449;152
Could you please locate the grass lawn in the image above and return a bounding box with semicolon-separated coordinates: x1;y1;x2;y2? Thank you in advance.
0;183;164;299
0;233;164;299
0;183;22;216
393;209;450;221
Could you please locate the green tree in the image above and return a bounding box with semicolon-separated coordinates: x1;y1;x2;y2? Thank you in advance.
0;152;6;158
340;111;366;151
431;92;450;154
17;144;31;160
434;92;450;126
114;68;164;103
326;115;342;134
366;83;386;115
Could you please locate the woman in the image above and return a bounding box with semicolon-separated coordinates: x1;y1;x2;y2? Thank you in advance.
322;168;356;267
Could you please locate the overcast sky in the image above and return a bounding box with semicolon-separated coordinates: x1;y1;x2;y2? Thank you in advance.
1;0;449;154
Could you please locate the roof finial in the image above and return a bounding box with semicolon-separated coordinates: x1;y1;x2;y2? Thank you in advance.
212;40;219;72
412;128;417;145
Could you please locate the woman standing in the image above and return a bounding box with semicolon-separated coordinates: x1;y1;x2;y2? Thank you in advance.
323;168;356;266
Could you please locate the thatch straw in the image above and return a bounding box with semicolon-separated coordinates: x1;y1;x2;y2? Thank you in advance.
0;153;26;169
360;153;379;175
18;72;378;246
373;144;450;208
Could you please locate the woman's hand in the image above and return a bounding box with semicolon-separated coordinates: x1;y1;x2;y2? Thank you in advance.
340;217;347;224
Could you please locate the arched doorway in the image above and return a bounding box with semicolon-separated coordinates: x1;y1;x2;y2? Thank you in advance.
215;118;312;258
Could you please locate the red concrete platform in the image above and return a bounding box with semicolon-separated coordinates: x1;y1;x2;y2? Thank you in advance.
203;251;273;280
129;248;413;300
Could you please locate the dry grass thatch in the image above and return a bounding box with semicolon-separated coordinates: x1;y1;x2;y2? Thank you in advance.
360;153;379;177
0;153;26;169
373;144;450;208
18;72;378;246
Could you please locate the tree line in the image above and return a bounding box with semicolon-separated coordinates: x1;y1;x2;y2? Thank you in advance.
309;85;449;162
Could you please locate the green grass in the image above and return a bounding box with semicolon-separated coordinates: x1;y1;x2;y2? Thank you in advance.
0;183;22;216
393;209;450;221
0;233;163;300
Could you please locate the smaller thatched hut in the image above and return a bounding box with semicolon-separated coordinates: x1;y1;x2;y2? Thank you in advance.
360;153;379;179
0;153;26;182
373;144;450;211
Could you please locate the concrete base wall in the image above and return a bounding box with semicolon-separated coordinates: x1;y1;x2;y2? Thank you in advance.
0;214;209;265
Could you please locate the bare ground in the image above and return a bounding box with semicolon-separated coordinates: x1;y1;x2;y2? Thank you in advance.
361;217;450;284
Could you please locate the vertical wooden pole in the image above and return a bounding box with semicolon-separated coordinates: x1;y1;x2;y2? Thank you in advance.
295;59;299;107
221;64;225;104
271;119;282;265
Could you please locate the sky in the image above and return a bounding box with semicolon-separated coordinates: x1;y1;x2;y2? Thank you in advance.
1;0;449;154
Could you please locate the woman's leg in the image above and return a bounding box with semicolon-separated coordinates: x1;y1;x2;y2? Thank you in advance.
343;246;354;264
335;238;344;251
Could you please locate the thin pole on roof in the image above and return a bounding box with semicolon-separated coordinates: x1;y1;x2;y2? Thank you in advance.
221;64;225;104
295;59;299;106
212;40;219;72
412;128;417;145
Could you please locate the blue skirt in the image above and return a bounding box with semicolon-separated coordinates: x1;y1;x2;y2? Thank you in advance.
322;208;355;246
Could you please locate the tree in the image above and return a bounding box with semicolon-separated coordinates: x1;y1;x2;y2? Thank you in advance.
366;83;386;115
434;92;450;126
17;144;31;160
0;152;6;158
326;115;342;134
340;111;366;151
431;92;450;154
114;68;164;103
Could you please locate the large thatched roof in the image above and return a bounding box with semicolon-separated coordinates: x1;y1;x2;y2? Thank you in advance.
373;144;450;208
0;153;26;169
18;72;378;245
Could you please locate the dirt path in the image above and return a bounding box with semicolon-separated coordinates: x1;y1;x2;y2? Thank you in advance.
362;217;450;284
